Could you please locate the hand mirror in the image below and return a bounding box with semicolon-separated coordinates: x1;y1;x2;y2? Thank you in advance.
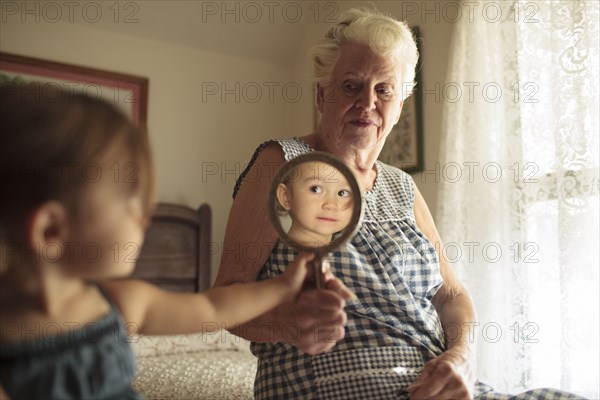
268;152;363;289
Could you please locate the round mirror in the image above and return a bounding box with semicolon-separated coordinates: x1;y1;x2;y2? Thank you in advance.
268;152;363;287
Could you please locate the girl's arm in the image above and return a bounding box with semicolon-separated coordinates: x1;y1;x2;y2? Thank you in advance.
99;252;313;336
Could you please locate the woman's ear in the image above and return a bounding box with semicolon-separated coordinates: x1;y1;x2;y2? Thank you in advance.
28;201;69;262
316;83;325;114
276;183;292;211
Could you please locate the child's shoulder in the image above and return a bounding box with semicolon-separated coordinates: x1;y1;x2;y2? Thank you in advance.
97;279;161;330
0;283;111;344
0;283;138;400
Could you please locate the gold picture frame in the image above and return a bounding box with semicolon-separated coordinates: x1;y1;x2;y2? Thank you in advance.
0;52;148;127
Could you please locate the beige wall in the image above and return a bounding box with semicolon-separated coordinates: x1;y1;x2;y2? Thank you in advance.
1;19;292;279
1;1;455;281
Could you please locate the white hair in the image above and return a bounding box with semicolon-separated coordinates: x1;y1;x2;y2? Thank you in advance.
309;7;419;100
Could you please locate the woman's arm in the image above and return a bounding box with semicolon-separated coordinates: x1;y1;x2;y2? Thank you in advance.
99;252;312;335
212;142;352;354
213;141;284;286
408;183;477;400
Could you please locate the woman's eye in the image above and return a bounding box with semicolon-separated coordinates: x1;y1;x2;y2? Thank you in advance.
377;87;394;99
342;81;360;94
310;185;323;193
338;189;351;197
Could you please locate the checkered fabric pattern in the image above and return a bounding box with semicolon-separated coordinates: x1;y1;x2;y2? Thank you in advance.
235;138;586;400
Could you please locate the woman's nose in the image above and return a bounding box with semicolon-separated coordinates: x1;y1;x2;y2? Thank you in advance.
354;88;377;111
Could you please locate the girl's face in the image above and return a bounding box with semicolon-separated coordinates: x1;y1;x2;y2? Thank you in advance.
63;158;148;280
278;162;354;246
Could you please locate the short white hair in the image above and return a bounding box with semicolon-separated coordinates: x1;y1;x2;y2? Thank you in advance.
309;8;419;100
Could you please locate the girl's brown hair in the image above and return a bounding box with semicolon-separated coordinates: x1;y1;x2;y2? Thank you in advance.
0;83;154;242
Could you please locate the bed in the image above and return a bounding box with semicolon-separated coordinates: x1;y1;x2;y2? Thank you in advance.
129;203;257;399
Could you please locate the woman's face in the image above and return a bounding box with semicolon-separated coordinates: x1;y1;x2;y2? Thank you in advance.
317;41;405;153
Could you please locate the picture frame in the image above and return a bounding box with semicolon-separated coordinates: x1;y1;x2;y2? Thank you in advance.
0;52;148;126
378;26;424;174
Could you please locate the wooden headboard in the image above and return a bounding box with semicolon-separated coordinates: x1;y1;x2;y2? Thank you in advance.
131;203;212;293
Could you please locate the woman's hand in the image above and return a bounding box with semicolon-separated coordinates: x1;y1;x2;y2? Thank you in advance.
274;259;354;355
281;288;347;354
407;346;475;400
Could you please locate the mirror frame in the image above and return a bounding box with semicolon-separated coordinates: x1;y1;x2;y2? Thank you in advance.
268;151;364;256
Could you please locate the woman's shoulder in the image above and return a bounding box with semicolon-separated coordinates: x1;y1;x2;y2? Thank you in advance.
362;162;416;222
377;161;415;190
274;136;314;160
247;136;313;158
233;137;312;199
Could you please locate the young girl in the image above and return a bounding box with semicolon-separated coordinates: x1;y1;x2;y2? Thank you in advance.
0;84;315;400
276;161;354;247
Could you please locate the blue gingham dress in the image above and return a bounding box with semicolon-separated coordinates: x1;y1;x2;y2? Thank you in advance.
234;138;584;400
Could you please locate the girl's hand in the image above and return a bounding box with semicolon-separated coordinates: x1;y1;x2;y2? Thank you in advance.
281;254;356;301
278;252;315;301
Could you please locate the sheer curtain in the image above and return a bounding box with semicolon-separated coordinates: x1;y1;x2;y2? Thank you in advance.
436;1;599;398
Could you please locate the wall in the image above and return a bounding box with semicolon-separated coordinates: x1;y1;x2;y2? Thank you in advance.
1;1;456;279
0;18;291;280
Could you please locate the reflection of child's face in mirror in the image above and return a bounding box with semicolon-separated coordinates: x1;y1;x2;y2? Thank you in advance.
276;161;353;246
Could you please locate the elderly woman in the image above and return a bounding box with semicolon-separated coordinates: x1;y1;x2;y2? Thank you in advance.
215;8;580;400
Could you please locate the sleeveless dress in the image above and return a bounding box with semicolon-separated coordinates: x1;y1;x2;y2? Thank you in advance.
0;287;140;400
234;138;584;400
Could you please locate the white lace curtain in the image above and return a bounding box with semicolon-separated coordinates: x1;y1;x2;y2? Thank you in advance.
437;1;599;397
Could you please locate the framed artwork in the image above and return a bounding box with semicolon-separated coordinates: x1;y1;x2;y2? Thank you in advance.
378;26;424;173
0;52;148;126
